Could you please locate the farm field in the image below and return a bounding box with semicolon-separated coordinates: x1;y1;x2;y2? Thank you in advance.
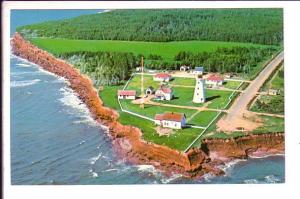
29;38;267;60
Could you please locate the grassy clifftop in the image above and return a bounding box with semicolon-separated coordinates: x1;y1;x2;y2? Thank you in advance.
17;9;283;45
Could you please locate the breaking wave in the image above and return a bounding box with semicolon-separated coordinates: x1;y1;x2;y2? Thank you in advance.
58;86;99;127
11;79;41;88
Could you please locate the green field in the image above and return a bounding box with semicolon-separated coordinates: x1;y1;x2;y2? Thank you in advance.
30;38;266;60
253;116;284;134
120;100;197;119
188;111;219;126
153;86;233;109
222;81;242;89
171;77;195;86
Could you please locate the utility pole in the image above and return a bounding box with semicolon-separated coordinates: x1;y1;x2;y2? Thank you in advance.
140;57;144;109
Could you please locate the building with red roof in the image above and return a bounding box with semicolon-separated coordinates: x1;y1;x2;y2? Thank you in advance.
154;112;186;129
118;90;136;100
155;85;173;100
153;73;172;82
206;74;224;87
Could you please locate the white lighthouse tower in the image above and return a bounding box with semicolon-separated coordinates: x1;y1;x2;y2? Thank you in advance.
193;75;206;103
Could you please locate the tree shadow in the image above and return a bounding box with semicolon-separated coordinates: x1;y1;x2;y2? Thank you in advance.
206;95;220;102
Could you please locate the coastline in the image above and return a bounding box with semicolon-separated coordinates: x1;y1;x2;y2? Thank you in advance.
11;33;285;178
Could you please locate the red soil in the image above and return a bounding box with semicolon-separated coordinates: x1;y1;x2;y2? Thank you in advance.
11;33;284;178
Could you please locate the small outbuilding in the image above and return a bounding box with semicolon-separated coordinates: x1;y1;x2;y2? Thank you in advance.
136;67;142;72
145;86;155;95
180;65;191;72
268;89;280;96
118;90;136;100
193;67;204;75
154;112;186;129
206;75;224;87
155;85;173;101
153;73;172;82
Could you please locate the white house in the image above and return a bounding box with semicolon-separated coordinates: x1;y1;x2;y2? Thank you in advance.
155;85;173;101
206;75;224;87
154;112;186;129
192;67;204;75
118;90;136;100
153;73;172;82
193;75;206;103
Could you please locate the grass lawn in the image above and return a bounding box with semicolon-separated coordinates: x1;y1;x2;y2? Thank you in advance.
223;80;242;89
187;111;219;126
125;74;159;95
170;77;195;86
119;112;203;151
120;100;197;119
253;116;284;134
30;38;267;60
99;85;122;111
270;68;284;90
153;87;233;109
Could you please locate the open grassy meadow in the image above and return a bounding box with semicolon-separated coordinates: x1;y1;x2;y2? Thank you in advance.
30;38;266;60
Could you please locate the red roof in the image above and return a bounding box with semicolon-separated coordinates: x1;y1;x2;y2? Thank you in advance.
154;73;171;79
207;75;224;82
118;90;136;96
157;85;172;94
155;112;185;122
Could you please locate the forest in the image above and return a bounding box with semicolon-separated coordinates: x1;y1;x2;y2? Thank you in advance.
18;9;283;45
59;51;137;86
59;46;279;86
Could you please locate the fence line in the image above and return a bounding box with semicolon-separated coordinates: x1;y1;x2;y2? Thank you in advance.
183;81;244;152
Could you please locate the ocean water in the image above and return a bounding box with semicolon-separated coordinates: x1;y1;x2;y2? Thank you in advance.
10;10;285;185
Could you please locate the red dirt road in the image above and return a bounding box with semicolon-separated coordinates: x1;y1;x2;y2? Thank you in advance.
218;51;284;131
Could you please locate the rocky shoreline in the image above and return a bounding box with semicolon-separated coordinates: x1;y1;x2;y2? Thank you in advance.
11;33;285;178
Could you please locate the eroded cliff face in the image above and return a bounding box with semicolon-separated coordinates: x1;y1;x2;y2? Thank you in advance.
11;33;284;178
202;133;284;161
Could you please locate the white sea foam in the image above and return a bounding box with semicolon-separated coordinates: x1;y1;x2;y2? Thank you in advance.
218;159;247;177
79;140;86;145
102;168;118;173
264;175;280;183
92;172;98;178
248;153;285;159
161;173;183;184
58;86;99;127
89;153;102;165
59;87;99;125
11;79;41;88
16;63;31;67
244;179;259;184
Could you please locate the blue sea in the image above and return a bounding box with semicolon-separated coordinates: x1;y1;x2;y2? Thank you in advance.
10;10;285;185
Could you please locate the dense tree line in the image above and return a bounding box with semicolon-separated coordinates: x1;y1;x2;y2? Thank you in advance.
59;51;137;86
57;45;279;86
146;46;279;74
18;9;283;45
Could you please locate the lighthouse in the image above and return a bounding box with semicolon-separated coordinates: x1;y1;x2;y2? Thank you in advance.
193;75;205;103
